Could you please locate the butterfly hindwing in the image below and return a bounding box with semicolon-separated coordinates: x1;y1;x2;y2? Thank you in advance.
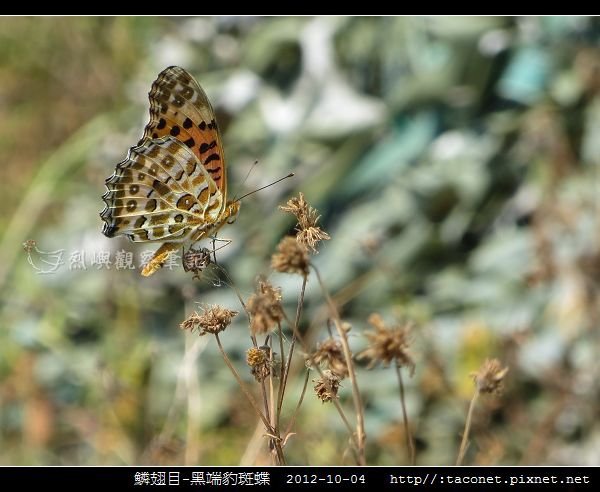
101;136;223;243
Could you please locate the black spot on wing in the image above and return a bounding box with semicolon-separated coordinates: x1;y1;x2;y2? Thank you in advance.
199;141;217;154
204;153;220;165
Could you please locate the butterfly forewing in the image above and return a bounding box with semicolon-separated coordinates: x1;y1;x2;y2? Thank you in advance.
141;66;228;201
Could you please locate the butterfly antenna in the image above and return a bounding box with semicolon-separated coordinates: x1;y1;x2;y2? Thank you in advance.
233;173;295;203
232;160;259;202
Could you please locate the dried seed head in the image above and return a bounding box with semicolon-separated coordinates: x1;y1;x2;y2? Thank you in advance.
279;192;330;254
246;346;273;382
246;277;284;335
296;227;331;254
180;305;238;336
357;313;415;374
279;192;311;224
313;370;341;403
471;359;509;395
271;236;310;276
309;338;349;378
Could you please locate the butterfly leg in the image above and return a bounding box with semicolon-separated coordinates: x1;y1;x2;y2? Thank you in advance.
208;237;233;287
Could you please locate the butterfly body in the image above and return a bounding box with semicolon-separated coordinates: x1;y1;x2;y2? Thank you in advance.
100;66;239;276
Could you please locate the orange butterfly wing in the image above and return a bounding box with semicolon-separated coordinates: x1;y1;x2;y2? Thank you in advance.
101;66;236;277
140;66;228;201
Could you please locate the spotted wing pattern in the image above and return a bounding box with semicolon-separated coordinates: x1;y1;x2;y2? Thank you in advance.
101;136;223;243
141;66;228;198
100;66;235;277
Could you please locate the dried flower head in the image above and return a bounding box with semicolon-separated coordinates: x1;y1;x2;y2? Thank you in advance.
271;236;309;276
180;305;238;336
357;313;415;374
471;358;509;395
313;370;341;403
246;346;273;382
246;278;284;335
297;227;331;254
279;192;330;253
309;338;348;378
279;192;311;224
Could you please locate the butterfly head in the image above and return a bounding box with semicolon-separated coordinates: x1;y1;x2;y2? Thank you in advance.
224;200;241;225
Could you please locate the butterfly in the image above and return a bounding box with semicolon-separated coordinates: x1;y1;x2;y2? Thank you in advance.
100;66;240;276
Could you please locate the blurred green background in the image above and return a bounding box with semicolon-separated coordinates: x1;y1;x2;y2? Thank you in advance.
0;16;599;465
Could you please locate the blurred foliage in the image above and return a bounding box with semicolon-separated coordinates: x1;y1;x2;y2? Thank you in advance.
0;16;599;465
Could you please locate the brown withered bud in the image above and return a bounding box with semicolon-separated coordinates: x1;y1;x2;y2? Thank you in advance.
246;278;284;335
279;192;330;253
271;236;310;276
313;370;341;403
357;313;415;374
471;359;509;395
180;305;238;336
309;338;349;378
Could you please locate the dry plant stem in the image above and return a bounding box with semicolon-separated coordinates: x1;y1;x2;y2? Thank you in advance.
260;378;271;428
240;418;269;465
284;369;311;438
313;265;367;466
268;336;277;461
278;276;307;417
284;323;361;455
270;323;285;450
214;334;270;430
456;390;479;465
185;343;202;465
275;322;286;435
142;336;208;462
219;269;287;464
215;334;286;465
220;268;273;446
332;396;361;465
220;267;253;334
284;320;360;454
395;364;416;465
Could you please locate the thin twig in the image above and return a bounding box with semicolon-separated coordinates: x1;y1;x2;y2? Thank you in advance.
313;265;366;465
284;369;311;438
332;396;361;464
395;364;416;465
278;275;307;417
457;391;479;465
220;268;275;459
268;336;277;463
214;334;271;430
275;322;286;434
215;333;286;464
